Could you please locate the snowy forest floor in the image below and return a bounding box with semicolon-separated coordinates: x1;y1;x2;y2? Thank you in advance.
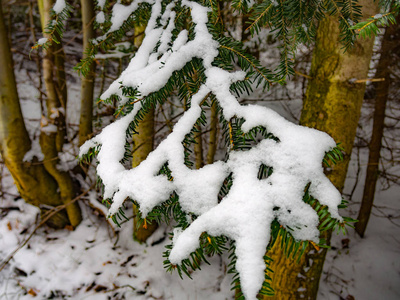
1;67;399;300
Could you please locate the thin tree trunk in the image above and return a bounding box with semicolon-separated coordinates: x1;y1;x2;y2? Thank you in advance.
130;24;158;243
355;14;400;237
206;98;218;164
132;107;158;242
39;0;82;227
0;0;69;228
40;0;67;152
28;0;44;113
54;42;68;111
194;123;204;169
78;0;96;146
263;1;378;299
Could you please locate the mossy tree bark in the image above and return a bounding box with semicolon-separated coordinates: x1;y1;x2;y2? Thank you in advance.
38;0;82;227
0;0;69;228
78;0;96;146
263;1;378;299
355;14;400;237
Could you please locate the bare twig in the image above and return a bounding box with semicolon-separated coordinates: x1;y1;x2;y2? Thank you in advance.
0;185;94;272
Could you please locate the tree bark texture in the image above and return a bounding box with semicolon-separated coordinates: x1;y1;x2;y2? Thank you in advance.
194;123;204;169
131;23;158;243
40;0;67;152
0;0;69;228
38;0;82;227
206;98;218;164
355;14;400;237
78;0;96;146
263;1;378;299
132;107;158;242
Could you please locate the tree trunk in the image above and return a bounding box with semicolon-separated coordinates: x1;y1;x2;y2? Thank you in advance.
129;23;158;242
263;1;378;299
78;0;96;146
38;0;82;227
194;123;204;169
40;0;67;152
0;0;69;228
132;107;158;242
355;14;400;237
206;98;218;164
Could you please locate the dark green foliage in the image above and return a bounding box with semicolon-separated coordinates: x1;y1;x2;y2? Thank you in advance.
228;241;274;299
75;2;152;77
31;2;73;53
216;36;275;91
78;145;100;164
246;0;365;80
350;3;399;38
323;144;344;167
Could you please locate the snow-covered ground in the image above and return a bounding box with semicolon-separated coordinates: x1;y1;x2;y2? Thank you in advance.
1;139;399;300
319;150;400;300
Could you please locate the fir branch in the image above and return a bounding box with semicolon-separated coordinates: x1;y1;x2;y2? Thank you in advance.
247;3;273;33
31;2;73;52
351;11;398;38
219;43;274;87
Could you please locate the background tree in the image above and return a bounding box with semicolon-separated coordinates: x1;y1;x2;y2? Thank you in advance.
265;0;379;298
78;0;96;145
38;0;82;227
0;0;74;228
355;13;400;237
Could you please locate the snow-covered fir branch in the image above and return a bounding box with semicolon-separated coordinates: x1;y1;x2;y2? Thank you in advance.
79;0;343;298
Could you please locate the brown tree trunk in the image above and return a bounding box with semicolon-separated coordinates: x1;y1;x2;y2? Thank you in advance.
263;1;378;299
355;14;400;237
0;0;69;228
78;0;96;146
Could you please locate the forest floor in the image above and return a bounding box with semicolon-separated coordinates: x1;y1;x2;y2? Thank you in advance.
0;66;399;300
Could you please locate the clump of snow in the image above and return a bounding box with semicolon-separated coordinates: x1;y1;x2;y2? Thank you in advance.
96;11;105;24
80;0;343;298
23;139;44;162
41;124;58;134
37;37;48;45
53;0;66;14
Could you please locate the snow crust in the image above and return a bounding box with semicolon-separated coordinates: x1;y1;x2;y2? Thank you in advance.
80;0;343;298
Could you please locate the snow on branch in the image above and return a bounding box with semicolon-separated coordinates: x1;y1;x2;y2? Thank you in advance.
80;0;343;298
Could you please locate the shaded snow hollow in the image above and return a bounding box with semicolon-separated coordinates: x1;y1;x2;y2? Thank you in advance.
80;0;342;298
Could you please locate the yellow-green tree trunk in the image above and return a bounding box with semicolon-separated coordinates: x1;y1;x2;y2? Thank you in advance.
132;107;158;242
0;0;69;228
38;0;82;227
206;99;218;164
129;24;158;243
263;1;378;299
